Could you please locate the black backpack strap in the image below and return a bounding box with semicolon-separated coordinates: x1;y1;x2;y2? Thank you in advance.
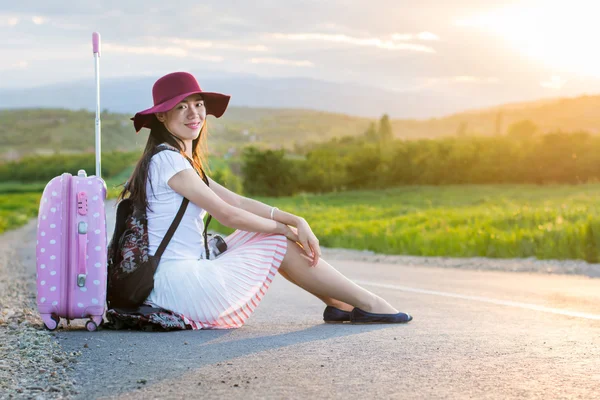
154;198;189;260
196;165;212;259
203;214;212;259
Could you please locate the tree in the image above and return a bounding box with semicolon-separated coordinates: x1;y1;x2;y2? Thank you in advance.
304;148;347;192
344;144;382;189
378;114;393;142
211;167;244;195
507;120;538;140
364;122;378;141
240;147;298;197
456;121;468;137
494;111;503;136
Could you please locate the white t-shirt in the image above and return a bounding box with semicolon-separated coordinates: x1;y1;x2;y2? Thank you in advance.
146;149;207;260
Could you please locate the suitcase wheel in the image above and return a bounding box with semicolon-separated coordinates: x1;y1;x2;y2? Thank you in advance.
85;320;98;332
43;314;60;331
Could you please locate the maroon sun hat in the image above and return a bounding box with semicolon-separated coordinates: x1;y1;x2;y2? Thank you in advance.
131;71;231;132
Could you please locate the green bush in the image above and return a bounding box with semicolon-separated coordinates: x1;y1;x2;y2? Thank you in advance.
0;151;139;183
241;131;600;197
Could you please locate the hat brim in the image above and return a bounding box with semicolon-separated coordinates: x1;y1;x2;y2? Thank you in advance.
132;90;231;132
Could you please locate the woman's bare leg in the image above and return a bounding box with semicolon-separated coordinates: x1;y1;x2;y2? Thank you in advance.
278;269;354;312
279;240;399;314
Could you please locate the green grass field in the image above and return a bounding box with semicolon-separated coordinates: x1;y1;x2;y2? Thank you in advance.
0;153;231;234
212;184;600;262
0;170;128;234
3;182;600;263
0;192;42;234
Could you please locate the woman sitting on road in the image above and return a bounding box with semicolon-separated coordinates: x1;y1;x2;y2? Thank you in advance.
124;71;413;328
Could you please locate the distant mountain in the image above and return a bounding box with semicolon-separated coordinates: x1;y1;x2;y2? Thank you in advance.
4;69;600;121
392;95;600;138
0;74;475;119
3;92;600;161
0;107;372;160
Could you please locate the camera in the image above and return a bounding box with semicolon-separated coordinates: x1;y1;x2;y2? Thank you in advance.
205;234;228;259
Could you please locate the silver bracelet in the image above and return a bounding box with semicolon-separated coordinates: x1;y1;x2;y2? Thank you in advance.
270;206;279;220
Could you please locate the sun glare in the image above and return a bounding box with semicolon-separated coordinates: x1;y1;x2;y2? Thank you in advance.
456;0;600;79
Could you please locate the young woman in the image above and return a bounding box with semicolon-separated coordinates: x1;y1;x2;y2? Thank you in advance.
125;71;412;329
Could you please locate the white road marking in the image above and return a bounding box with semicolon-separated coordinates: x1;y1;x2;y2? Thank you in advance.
355;280;600;321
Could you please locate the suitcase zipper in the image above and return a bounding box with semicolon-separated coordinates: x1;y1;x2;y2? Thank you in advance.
61;174;71;320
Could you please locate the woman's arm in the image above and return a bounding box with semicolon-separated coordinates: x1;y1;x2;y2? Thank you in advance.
207;176;302;226
238;196;301;226
169;169;289;235
207;177;319;264
206;177;242;208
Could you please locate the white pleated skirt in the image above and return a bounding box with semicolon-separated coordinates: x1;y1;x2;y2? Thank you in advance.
146;230;288;329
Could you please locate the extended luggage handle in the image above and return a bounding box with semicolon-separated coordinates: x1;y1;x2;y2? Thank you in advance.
92;32;101;178
92;32;100;55
77;189;89;287
77;221;88;287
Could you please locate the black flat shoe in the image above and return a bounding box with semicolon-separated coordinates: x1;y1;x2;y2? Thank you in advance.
350;307;413;324
323;306;353;323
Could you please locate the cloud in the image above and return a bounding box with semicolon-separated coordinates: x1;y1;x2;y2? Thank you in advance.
32;16;47;25
103;43;224;62
248;57;314;67
0;60;28;71
0;11;85;31
169;38;268;52
392;32;440;41
0;15;19;26
0;0;561;101
540;75;566;89
422;76;500;87
266;33;436;53
104;44;187;57
453;76;499;83
417;32;440;41
0;14;48;27
453;2;600;79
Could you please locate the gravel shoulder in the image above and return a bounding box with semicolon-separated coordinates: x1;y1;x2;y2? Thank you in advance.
0;219;80;399
319;247;600;279
1;214;599;398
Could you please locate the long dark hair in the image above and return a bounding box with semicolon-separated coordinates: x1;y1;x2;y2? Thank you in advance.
119;115;210;211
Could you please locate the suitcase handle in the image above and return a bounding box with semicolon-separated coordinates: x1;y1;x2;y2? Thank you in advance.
77;222;88;287
92;32;101;55
92;32;102;177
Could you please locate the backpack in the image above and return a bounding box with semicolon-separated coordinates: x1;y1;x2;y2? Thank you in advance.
106;147;215;310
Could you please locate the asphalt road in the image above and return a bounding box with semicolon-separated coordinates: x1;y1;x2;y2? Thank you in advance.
36;202;599;399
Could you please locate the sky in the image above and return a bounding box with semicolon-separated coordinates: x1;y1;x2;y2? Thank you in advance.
2;0;600;107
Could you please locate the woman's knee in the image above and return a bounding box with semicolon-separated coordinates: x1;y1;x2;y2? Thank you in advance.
280;238;311;269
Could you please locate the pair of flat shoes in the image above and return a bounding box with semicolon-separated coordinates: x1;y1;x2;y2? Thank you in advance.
323;306;413;324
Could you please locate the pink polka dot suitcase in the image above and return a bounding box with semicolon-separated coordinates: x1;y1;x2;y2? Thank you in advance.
36;32;107;332
36;172;107;331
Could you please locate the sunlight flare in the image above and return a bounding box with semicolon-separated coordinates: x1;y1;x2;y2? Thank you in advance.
456;1;600;78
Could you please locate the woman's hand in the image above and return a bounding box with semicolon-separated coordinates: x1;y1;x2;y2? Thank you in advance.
278;222;299;243
293;218;322;267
